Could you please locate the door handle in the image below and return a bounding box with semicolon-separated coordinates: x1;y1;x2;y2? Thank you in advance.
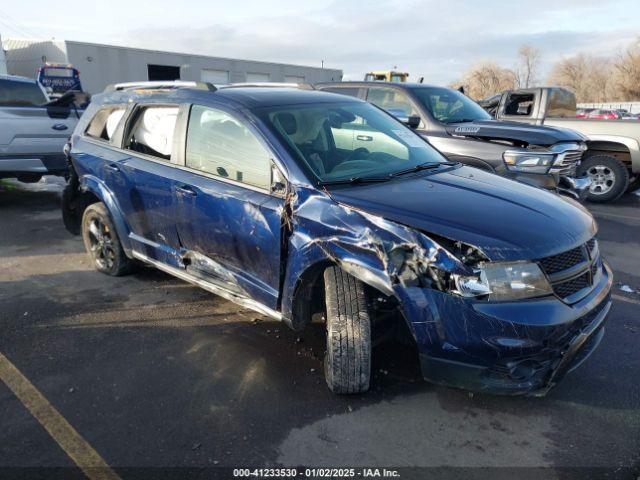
52;123;68;131
356;135;373;141
105;163;120;172
176;185;197;197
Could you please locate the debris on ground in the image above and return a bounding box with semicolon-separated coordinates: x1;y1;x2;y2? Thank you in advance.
191;442;202;451
619;284;636;293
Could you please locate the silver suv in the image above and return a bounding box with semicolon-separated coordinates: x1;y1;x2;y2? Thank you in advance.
0;75;81;182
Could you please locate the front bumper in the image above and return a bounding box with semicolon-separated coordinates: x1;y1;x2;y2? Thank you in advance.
404;261;613;396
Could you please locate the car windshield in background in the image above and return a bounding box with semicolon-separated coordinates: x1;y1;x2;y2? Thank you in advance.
412;86;493;123
256;102;449;184
0;79;48;107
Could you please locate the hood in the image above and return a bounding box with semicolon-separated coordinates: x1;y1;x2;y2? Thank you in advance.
445;120;585;146
328;166;596;261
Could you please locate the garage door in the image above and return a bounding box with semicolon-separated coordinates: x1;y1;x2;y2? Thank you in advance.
201;69;229;84
246;72;270;83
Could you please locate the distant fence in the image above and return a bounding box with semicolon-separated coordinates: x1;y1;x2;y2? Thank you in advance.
578;102;640;114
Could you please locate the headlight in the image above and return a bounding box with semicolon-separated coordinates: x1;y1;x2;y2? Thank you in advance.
503;150;555;174
453;262;553;301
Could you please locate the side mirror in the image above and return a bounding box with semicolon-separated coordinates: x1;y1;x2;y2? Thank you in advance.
388;109;421;129
271;163;287;197
405;115;421;129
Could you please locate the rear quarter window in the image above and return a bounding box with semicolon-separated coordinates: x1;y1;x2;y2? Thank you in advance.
0;79;47;106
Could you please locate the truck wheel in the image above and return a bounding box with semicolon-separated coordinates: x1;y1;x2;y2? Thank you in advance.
81;202;133;276
323;266;372;394
578;155;629;203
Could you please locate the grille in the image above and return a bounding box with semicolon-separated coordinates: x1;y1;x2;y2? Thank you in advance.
538;237;600;302
553;150;583;176
539;246;586;274
553;271;590;298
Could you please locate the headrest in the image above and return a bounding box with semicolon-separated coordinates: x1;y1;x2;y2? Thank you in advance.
275;112;297;135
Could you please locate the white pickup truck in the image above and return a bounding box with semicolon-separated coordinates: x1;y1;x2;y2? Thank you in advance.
481;87;640;202
0;74;81;182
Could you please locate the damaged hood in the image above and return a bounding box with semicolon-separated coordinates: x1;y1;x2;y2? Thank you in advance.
445;120;585;146
327;166;596;261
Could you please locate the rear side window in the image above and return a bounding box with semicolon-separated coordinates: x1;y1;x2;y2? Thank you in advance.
85;107;126;141
0;79;47;106
367;87;419;118
124;106;179;161
504;93;535;116
547;89;576;118
185;105;271;189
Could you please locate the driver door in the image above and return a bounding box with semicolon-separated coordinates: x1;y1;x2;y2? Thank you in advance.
171;104;284;309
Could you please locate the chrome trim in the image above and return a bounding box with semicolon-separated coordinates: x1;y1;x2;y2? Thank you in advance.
131;251;283;321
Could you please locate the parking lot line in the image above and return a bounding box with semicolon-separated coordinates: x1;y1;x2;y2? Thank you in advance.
612;293;640;305
0;352;120;480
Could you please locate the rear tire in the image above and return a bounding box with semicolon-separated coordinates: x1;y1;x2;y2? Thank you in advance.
81;202;133;276
578;155;629;203
323;266;372;394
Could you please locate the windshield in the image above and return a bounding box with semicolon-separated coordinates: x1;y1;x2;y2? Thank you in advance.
412;87;492;123
255;101;449;183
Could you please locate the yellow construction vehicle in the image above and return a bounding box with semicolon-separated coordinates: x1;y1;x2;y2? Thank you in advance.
364;70;409;83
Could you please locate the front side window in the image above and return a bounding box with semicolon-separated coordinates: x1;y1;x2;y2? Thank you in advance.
124;106;179;161
185;105;271;189
0;79;47;106
412;87;492;123
367;87;419;119
85;107;126;141
256;101;448;184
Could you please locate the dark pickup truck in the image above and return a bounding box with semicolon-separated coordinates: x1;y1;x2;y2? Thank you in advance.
317;82;590;200
479;87;640;202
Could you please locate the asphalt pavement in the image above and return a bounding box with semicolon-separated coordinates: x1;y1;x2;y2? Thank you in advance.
0;177;638;480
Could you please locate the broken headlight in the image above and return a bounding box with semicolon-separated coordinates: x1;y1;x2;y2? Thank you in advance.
453;262;553;301
503;150;555;174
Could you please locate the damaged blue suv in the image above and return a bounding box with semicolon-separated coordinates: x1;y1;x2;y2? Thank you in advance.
62;82;612;395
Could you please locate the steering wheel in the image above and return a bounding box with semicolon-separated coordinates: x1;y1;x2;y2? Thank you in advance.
343;147;370;163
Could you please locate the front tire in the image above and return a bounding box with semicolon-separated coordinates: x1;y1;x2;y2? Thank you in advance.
323;266;372;394
81;202;133;276
578;155;629;203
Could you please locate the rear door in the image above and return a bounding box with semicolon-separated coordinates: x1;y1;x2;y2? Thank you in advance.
170;103;284;309
0;78;77;174
115;103;185;265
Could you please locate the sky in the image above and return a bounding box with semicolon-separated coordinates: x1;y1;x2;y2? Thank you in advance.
1;0;639;83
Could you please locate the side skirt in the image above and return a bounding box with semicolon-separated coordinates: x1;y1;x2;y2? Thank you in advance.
131;251;283;321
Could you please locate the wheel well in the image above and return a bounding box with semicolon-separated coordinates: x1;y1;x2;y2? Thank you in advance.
290;261;403;337
62;182;101;235
585;141;631;167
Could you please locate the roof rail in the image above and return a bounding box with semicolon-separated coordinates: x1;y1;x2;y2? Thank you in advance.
103;81;216;93
220;82;315;91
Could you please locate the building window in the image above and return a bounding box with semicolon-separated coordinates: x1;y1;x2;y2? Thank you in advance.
147;64;181;81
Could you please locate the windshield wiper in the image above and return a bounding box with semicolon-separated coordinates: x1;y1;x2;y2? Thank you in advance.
389;161;457;177
318;176;390;186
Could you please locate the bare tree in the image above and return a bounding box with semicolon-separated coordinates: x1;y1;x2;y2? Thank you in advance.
458;61;517;99
612;38;640;100
515;44;541;88
548;54;615;102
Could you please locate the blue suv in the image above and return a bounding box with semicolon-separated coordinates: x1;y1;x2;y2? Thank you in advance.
62;82;612;395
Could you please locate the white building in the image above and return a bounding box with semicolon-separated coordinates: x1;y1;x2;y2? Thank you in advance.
0;35;7;75
3;38;342;93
